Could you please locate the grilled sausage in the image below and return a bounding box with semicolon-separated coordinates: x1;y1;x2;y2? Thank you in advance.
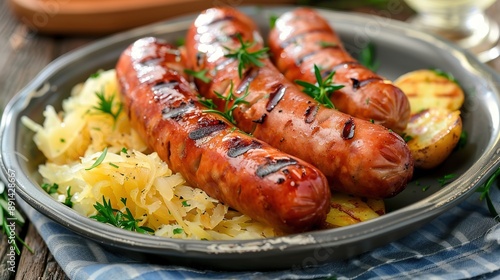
268;7;411;134
115;37;330;233
184;7;413;199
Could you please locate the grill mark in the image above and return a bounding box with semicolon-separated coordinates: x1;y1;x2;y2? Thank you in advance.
161;100;194;121
253;114;267;124
206;15;235;26
227;138;262;158
296;45;339;65
266;84;286;112
256;158;298;178
304;105;319;123
342;118;356;140
152;81;179;99
237;67;259;94
280;29;330;49
188;119;227;140
355;77;384;90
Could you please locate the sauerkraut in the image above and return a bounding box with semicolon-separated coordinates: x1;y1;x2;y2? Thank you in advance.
22;69;277;240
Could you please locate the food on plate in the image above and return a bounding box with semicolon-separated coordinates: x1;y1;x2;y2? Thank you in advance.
394;69;465;114
395;68;464;169
323;193;385;228
22;69;283;239
403;108;462;169
116;37;331;233
268;7;411;134
184;7;414;199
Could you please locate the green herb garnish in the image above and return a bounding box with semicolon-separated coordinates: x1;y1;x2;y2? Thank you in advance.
109;162;119;168
477;168;500;222
90;196;154;234
184;69;211;83
85;147;108;170
121;147;128;154
438;173;456;187
0;186;32;254
295;64;344;109
224;34;269;78
41;182;59;194
93;90;123;124
269;14;278;29
173;228;184;235
430;68;458;84
201;81;250;125
318;41;338;48
359;42;380;72
182;201;191;207
64;187;73;208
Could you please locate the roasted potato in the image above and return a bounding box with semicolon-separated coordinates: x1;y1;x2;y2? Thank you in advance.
404;108;462;169
323;193;385;228
394;69;464;114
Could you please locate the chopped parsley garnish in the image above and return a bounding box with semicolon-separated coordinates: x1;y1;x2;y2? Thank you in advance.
295;64;344;109
41;182;59;194
224;34;269;78
173;228;184;235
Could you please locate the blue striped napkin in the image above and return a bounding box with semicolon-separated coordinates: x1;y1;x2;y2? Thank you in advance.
18;187;500;280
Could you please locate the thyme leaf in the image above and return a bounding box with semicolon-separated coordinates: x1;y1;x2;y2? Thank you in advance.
295;64;344;109
85;147;108;170
90;196;154;234
184;69;211;83
201;81;250;125
224;34;269;78
93;90;123;124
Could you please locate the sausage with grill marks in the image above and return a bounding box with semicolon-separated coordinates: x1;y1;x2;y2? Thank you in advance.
268;7;411;134
184;7;414;199
115;37;331;233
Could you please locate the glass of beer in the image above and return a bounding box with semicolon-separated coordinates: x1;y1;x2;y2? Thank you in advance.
404;0;499;61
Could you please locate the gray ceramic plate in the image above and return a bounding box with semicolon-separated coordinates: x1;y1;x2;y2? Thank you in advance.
1;6;500;271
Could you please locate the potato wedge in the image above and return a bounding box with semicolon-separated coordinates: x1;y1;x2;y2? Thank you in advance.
394;69;464;114
404;108;462;169
323;193;385;228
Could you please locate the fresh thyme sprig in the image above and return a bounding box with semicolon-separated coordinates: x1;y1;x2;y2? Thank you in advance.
224;34;269;78
477;168;500;222
199;81;250;125
295;65;344;109
90;196;154;234
184;69;211;83
93;90;123;124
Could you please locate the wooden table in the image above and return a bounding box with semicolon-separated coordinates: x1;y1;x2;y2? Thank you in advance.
1;1;500;279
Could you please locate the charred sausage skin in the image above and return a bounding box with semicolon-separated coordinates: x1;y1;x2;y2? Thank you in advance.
185;7;413;199
268;8;411;134
116;37;330;233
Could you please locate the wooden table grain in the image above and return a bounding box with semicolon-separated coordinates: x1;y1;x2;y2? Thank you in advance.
1;1;499;279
